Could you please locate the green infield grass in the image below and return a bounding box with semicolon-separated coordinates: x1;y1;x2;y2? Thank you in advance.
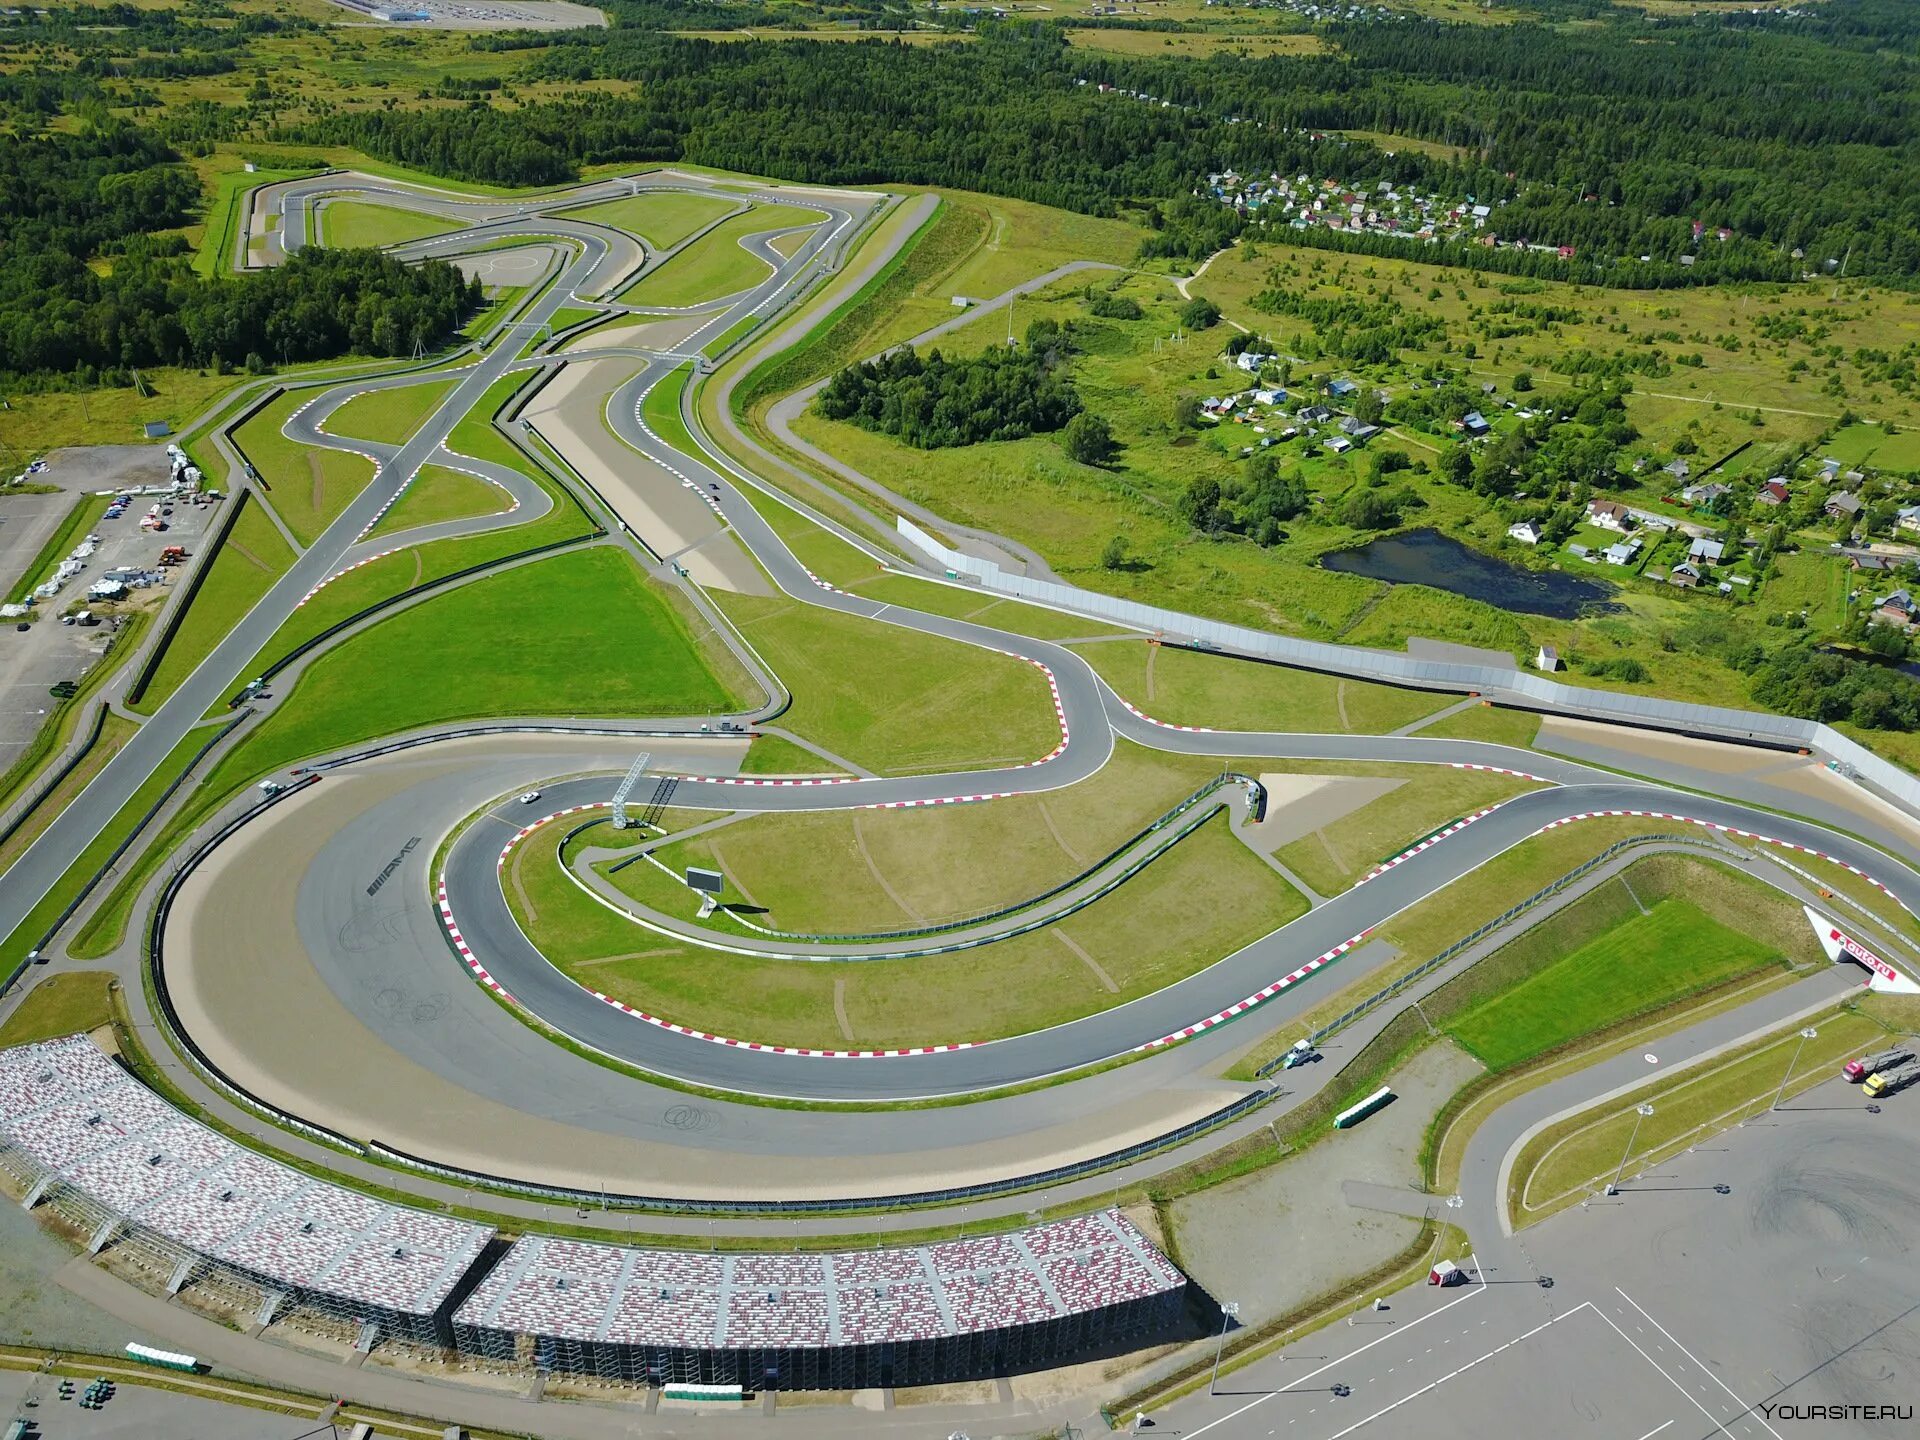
626;206;823;307
568;192;741;252
366;463;508;538
601;738;1237;934
710;587;1059;775
1072;640;1452;734
318;200;465;251
1415;704;1542;747
235;388;377;545
321;375;460;446
513;805;1304;1049
203;545;749;788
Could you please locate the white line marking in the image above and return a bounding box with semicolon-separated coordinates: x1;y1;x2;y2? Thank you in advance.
1592;1307;1731;1439
1636;1422;1675;1440
1180;1278;1486;1439
1314;1304;1593;1440
1615;1289;1783;1440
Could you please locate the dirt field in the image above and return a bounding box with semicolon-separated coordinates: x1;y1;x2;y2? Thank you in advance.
1167;1040;1483;1324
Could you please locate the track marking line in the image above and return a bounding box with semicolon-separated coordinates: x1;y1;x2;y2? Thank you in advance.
1592;1305;1732;1439
1615;1289;1783;1440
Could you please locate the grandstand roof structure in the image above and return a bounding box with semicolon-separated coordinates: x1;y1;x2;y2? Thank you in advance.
0;1036;491;1318
454;1210;1184;1350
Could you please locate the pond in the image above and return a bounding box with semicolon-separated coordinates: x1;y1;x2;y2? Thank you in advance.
1320;528;1619;620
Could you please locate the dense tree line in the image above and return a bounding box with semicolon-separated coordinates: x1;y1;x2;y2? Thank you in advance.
1742;645;1920;734
290;4;1920;279
814;339;1081;449
0;126;479;383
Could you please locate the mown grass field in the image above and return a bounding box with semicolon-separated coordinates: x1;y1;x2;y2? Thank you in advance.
236;388;377;546
711;588;1059;775
318;200;464;251
1448;896;1782;1071
1072;640;1451;733
1272;763;1539;895
366;463;506;538
203;545;748;787
603;738;1232;934
0;972;116;1047
0;713;139;878
625;206;818;307
322;375;460;446
134;496;295;712
518;806;1305;1049
568;192;741;252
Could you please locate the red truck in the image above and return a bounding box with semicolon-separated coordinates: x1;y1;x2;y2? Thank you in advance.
1844;1048;1911;1084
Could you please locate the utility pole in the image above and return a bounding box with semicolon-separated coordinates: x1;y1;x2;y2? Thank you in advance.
1771;1027;1818;1112
1209;1301;1240;1395
1605;1104;1654;1197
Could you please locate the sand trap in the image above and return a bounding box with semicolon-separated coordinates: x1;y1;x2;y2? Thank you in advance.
562;312;713;354
1243;773;1406;852
525;358;767;595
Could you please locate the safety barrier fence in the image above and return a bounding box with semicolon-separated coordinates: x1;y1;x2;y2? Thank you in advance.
1256;833;1732;1076
896;517;1920;817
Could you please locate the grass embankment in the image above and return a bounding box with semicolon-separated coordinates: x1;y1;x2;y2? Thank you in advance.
1230;815;1744;1076
190;162;312;277
1508;1008;1889;1224
70;545;744;961
600;738;1234;935
518;806;1304;1049
1270;763;1540;895
9;725;217;970
1072;640;1452;733
317;200;464;251
625;206;823;307
235;387;376;546
1415;703;1542;747
0;714;139;877
568;191;740;251
319;375;459;446
7;494;110;604
208;545;748;786
737;734;842;775
1448;895;1779;1070
234;371;598;679
0;971;116;1047
365;463;507;538
133;498;295;713
711;588;1058;775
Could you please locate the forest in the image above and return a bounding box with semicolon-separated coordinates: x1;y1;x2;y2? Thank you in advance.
0;127;480;383
282;4;1920;281
814;335;1082;449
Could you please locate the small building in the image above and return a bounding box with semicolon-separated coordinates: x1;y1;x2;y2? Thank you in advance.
1338;416;1379;441
1535;644;1561;672
1323;435;1354;455
1507;520;1544;545
1896;505;1920;535
1604;538;1642;566
1826;492;1864;522
1252;388;1286;407
1688;538;1726;565
1848;551;1900;574
1875;589;1917;626
1755;480;1790;507
1587;500;1634;532
1664;458;1690;481
1681;482;1731;507
1669;562;1703;589
1236;351;1275;373
1326;378;1359;399
1459;411;1491;437
1566;543;1593;560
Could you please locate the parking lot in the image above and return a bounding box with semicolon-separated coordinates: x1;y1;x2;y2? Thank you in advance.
1;1366;336;1440
0;444;221;774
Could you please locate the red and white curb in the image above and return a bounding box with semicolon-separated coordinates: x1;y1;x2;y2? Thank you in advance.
1536;808;1906;906
296;547;403;608
1117;696;1214;734
436;877;516;1003
1449;761;1551;783
1353;807;1503;887
1136;933;1371;1050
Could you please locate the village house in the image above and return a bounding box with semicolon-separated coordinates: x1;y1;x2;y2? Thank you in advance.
1688;538;1726;565
1875;589;1918;627
1507;520;1544;545
1587;499;1635;532
1896;505;1920;535
1826;492;1865;523
1604;538;1642;566
1755;479;1791;507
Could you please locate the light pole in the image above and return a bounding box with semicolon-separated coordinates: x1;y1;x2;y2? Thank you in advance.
1606;1104;1654;1197
1771;1027;1819;1112
1209;1301;1241;1395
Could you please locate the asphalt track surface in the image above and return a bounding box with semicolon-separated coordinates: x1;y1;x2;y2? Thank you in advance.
19;166;1920;1133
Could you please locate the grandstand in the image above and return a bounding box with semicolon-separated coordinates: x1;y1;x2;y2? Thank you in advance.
0;1036;492;1348
452;1210;1188;1389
